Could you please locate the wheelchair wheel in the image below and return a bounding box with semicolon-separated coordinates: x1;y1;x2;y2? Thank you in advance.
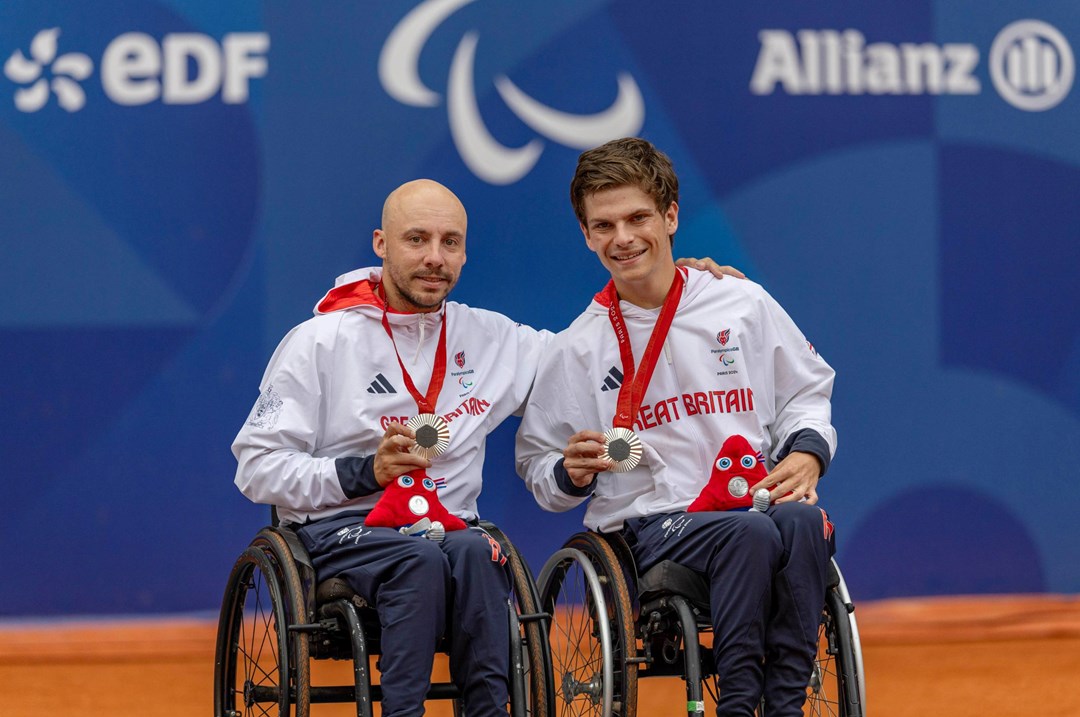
215;530;311;717
803;566;864;717
485;524;553;717
538;532;638;717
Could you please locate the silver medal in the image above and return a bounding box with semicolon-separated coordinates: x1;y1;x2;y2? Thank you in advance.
601;426;643;472
406;413;451;459
727;476;749;498
408;495;430;516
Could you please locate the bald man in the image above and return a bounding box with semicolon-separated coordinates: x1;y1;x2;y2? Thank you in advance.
234;179;544;717
233;179;740;716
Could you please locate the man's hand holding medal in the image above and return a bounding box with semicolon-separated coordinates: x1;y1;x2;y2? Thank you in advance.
558;271;685;488
373;421;434;487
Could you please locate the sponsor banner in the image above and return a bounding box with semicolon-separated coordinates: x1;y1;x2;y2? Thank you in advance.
1;0;1078;615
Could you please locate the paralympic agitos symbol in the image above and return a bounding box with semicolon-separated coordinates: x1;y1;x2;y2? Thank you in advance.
378;0;646;185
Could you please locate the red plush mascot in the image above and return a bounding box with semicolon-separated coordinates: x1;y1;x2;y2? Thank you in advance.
688;434;768;512
365;470;467;539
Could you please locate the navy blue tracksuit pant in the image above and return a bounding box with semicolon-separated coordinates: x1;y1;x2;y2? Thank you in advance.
622;502;835;717
298;512;511;717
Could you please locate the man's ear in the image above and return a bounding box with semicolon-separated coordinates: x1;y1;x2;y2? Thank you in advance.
665;201;679;238
373;229;387;259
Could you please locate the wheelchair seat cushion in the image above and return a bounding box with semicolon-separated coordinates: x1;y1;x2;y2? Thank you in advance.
637;560;710;612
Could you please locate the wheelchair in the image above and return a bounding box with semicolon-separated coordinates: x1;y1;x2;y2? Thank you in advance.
213;515;554;716
537;530;865;717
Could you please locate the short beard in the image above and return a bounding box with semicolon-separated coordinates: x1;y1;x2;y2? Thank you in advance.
399;286;444;310
384;265;454;311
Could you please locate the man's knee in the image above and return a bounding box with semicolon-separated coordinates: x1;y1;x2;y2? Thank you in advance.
392;535;451;581
452;529;509;568
700;512;782;580
738;511;784;559
771;502;834;543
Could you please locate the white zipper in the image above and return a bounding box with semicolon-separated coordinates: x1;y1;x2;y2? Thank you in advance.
415;312;426;364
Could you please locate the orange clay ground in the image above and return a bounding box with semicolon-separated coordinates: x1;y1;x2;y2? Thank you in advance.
2;594;1079;716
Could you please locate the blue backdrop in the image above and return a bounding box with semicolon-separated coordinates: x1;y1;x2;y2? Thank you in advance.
2;1;1078;616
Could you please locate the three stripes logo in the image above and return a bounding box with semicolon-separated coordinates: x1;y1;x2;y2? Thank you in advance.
366;373;397;394
600;366;623;392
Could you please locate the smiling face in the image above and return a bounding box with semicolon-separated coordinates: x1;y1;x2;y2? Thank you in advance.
580;184;679;308
373;179;467;313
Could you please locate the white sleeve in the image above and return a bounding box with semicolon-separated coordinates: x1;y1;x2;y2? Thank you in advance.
515;340;593;512
758;290;837;463
499;318;555;418
231;320;350;511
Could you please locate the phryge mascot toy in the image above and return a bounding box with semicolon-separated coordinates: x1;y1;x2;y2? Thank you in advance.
365;469;466;541
688;434;769;512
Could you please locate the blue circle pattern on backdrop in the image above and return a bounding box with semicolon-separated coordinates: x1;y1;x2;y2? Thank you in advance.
0;0;1077;613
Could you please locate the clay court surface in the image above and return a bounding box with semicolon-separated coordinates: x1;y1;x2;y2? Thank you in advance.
2;594;1079;716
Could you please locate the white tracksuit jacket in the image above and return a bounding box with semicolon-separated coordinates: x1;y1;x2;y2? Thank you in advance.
515;267;836;533
233;267;548;526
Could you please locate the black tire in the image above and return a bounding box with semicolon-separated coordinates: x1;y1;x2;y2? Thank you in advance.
214;545;289;716
804;590;863;717
214;532;311;717
486;524;552;717
539;532;638;717
253;529;311;717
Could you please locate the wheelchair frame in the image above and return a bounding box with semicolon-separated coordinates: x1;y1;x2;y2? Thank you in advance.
537;530;865;717
213;520;554;717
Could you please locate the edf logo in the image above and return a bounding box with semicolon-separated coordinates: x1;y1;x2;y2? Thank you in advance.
4;28;269;112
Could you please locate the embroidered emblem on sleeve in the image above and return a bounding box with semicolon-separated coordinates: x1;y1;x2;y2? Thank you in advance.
246;384;284;429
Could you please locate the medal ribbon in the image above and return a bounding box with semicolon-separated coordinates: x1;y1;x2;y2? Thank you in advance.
606;268;685;429
380;301;448;415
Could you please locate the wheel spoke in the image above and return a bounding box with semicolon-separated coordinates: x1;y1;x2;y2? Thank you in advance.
540;537;636;717
215;543;297;717
804;613;843;717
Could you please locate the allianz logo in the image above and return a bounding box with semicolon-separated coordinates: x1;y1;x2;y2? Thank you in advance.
3;28;268;112
750;20;1074;111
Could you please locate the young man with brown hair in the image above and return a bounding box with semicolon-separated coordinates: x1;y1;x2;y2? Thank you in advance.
517;138;837;716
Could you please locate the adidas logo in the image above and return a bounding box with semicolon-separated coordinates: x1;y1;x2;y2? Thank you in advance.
600;366;623;392
366;373;397;394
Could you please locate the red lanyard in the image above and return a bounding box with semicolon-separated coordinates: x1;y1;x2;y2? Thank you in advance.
380;302;448;415
605;269;685;428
